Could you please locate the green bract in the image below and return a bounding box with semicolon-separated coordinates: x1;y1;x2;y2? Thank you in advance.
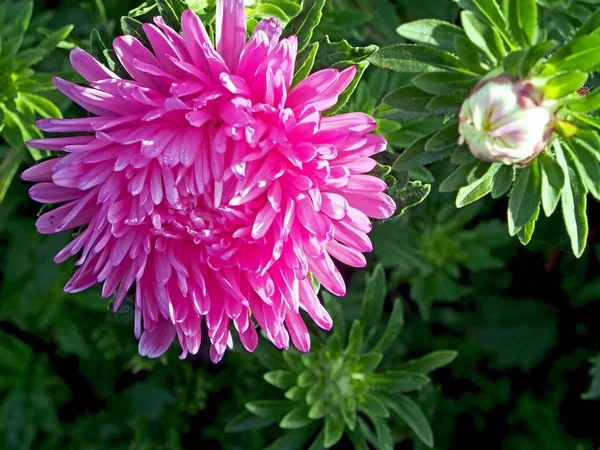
370;0;600;257
226;265;457;449
0;1;73;203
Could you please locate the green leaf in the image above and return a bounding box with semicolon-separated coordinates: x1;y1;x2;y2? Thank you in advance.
412;72;478;95
90;29;127;78
506;0;537;48
323;293;346;343
382;85;433;113
544;72;588;99
292;42;319;88
425;124;459;151
396;19;465;53
386;180;431;218
367;415;394;450
280;407;312;430
0;147;23;204
385;395;434;448
155;0;187;29
393;134;454;170
282;0;326;53
460;10;505;62
519;40;558;77
472;0;517;49
308;399;329;419
354;353;383;373
539;149;565;217
246;400;292;420
18;94;62;119
2;1;32;57
554;141;588;257
324;414;345;448
369;44;468;73
491;164;516;198
360;264;386;341
120;16;150;48
371;299;404;354
313;36;378;72
399;350;459;373
425;93;463;114
15;24;73;70
264;422;319;450
569;88;600;113
264;370;297;390
456;163;501;207
225;411;275;433
566;139;600;199
358;395;389;419
582;353;600;400
517;203;539;245
345;320;364;355
453;35;489;74
368;371;431;393
574;8;600;37
507;161;542;236
544;36;600;74
440;161;477;192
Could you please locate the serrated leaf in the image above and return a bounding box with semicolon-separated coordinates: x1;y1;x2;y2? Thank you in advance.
508;161;541;236
399;350;459;373
555;141;588;257
412;72;478;95
385;395;434;448
371;299;404;354
225;410;275;433
280;407;312;430
460;10;505;62
386;180;431;218
539;149;565;217
456;163;501;207
396;19;465;53
425;124;459;151
282;0;326;53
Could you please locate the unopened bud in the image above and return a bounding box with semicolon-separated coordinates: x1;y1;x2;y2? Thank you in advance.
458;75;555;166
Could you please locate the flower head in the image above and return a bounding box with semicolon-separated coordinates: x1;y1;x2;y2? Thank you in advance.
458;74;556;166
21;3;395;362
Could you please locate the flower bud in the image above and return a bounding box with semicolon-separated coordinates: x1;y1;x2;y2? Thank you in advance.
458;75;555;166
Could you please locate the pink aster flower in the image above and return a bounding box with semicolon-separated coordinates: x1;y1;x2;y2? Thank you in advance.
22;1;395;362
